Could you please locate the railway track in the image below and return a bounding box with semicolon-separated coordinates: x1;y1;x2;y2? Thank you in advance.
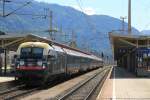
0;84;40;100
0;80;19;91
57;67;110;100
0;75;75;100
0;75;69;100
0;67;109;100
0;84;25;95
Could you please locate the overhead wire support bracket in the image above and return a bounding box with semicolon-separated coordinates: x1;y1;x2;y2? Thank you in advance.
0;0;32;17
0;0;11;17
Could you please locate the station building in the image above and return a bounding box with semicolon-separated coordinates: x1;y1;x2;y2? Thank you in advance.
109;32;150;76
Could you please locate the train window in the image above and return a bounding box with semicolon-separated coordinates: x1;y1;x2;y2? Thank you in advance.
81;58;85;63
67;55;74;64
74;56;77;63
48;55;55;59
21;48;31;54
143;53;147;58
76;57;80;63
20;47;43;59
49;50;58;59
33;48;43;55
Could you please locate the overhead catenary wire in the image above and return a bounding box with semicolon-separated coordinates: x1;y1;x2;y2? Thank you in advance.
76;0;97;34
75;0;111;55
0;0;34;33
4;2;31;17
0;0;32;17
0;1;59;35
75;0;109;39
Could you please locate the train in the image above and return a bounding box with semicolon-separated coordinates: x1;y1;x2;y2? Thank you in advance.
14;42;103;85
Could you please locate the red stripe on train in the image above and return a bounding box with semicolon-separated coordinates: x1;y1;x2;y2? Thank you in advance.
17;66;46;70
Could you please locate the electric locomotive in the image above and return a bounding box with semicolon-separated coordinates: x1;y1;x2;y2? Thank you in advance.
15;42;102;84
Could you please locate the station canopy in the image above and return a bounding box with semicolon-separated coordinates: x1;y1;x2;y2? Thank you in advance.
0;34;53;51
109;32;150;61
0;33;102;61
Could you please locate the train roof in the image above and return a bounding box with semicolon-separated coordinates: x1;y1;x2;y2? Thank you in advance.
52;44;102;61
18;42;51;49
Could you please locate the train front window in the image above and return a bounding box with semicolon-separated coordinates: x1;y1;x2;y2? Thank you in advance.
20;47;43;59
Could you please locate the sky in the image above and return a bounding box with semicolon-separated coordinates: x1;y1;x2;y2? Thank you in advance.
35;0;150;31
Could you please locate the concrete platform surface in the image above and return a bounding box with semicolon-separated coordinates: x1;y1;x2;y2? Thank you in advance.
0;77;15;83
97;67;113;100
97;67;150;100
23;68;102;100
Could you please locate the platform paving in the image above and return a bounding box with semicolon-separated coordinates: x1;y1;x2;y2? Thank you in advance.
0;77;15;83
97;66;150;100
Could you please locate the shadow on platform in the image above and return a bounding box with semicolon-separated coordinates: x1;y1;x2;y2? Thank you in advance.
110;67;150;79
0;70;15;77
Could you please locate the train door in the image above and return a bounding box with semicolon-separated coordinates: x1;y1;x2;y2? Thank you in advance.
62;48;68;75
61;53;66;73
47;54;52;73
55;52;64;73
47;50;57;74
62;48;67;75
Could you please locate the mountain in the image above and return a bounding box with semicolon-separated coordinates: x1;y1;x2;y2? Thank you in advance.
0;0;140;56
141;30;150;35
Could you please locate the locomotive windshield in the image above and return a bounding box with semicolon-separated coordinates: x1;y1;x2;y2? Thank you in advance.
20;47;43;59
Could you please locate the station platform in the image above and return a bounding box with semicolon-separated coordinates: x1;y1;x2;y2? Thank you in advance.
97;66;150;100
0;77;15;83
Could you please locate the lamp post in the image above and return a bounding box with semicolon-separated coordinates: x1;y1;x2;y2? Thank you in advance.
128;0;131;35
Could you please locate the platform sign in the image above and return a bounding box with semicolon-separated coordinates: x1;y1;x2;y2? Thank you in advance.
137;48;150;53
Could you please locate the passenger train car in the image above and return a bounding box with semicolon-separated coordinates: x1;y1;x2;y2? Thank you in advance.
15;42;103;84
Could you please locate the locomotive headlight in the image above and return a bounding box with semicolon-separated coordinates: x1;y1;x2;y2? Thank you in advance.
20;61;24;66
37;61;43;66
17;64;20;68
42;64;46;69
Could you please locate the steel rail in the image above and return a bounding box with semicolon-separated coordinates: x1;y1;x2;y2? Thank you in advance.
84;68;110;100
0;84;25;95
4;87;39;100
58;67;110;100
